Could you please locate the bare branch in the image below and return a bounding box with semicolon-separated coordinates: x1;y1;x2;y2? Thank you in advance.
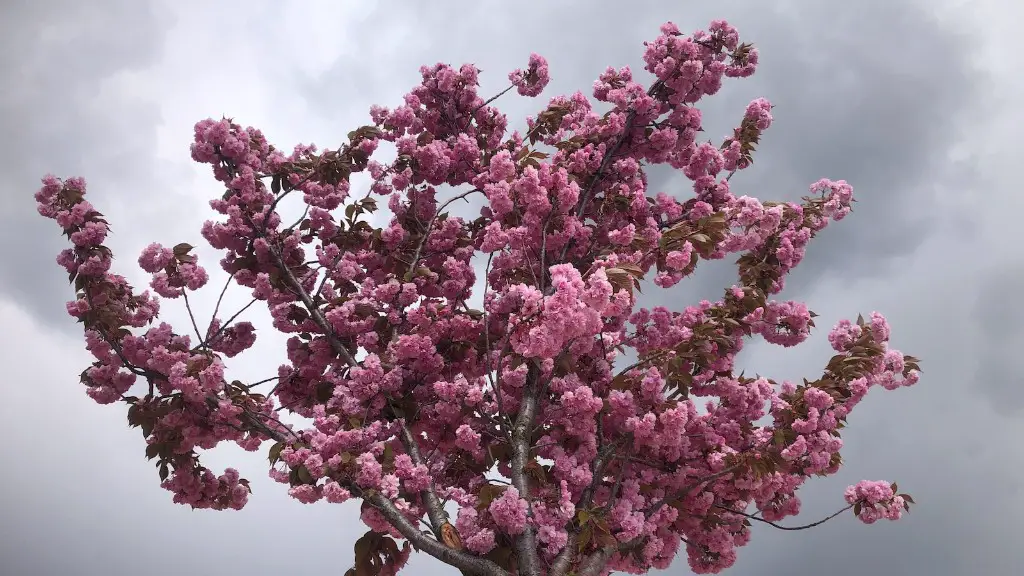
472;84;515;117
201;297;258;351
714;502;855;531
206;271;235;336
182;292;205;345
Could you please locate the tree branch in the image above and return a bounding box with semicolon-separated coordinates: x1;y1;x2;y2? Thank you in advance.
182;292;204;344
642;463;743;519
365;490;510;576
577;545;615;576
509;362;543;576
398;419;449;535
554;80;665;269
713;502;855;531
265;242;358;367
549;425;617;576
268;237;457;562
200;297;257;351
405;188;482;284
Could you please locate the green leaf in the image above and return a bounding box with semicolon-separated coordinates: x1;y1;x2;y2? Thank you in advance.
576;509;591;525
476;484;507;511
577;525;592;552
268;442;285;464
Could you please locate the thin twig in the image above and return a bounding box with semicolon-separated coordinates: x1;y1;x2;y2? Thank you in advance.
713;502;855;531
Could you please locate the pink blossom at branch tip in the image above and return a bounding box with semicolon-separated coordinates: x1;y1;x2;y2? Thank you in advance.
509;53;550;97
744;97;773;130
845;480;907;524
138;243;174;273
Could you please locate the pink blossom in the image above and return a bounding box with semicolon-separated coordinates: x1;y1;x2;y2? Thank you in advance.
33;19;920;576
509;53;550;97
488;487;529;535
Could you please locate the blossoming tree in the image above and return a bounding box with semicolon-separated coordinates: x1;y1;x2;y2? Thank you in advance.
36;20;920;576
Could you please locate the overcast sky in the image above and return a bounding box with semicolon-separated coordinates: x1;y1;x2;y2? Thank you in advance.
2;1;1022;575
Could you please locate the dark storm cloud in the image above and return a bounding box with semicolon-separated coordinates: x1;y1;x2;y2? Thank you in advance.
0;0;173;328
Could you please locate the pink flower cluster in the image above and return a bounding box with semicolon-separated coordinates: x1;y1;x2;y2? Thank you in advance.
509;53;551;97
37;19;919;576
845;480;908;524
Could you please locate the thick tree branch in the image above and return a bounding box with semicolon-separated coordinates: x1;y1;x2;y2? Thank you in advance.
365;490;510;576
509;362;543;576
549;432;617;576
577;545;615;576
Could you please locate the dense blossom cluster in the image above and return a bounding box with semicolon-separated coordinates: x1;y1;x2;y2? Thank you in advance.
37;20;919;576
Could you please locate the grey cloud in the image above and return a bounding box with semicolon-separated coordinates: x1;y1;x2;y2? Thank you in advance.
0;0;174;329
721;234;1024;575
971;263;1024;415
299;4;1014;576
301;0;982;305
718;1;982;292
646;0;984;304
3;1;1020;576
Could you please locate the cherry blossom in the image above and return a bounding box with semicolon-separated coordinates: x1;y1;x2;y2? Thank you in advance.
36;20;920;576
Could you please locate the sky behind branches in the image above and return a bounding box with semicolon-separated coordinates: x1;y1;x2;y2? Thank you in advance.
1;1;1022;575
